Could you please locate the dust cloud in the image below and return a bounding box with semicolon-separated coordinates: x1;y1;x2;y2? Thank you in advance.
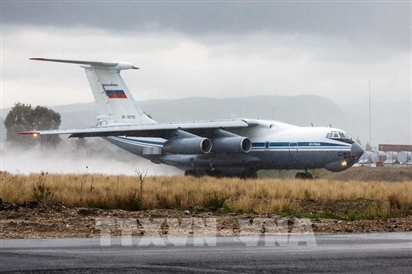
0;139;182;176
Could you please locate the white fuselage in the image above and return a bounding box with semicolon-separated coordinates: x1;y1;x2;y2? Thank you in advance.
104;119;362;175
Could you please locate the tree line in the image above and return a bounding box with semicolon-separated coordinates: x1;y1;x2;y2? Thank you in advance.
3;102;61;147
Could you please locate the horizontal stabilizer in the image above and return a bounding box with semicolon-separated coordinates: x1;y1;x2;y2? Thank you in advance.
30;58;138;70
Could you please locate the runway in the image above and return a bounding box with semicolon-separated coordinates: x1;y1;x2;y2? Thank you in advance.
1;232;411;273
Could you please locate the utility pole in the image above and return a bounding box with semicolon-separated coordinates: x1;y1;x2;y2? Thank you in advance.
369;80;372;148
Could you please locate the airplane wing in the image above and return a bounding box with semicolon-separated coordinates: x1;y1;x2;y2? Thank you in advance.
20;119;259;139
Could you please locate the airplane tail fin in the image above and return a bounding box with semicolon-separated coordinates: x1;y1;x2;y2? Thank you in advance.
30;58;156;126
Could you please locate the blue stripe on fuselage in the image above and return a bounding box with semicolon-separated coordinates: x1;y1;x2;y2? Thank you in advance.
251;142;350;149
110;137;349;150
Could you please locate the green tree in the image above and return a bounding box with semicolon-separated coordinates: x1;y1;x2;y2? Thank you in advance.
32;105;61;147
4;103;36;147
4;103;61;147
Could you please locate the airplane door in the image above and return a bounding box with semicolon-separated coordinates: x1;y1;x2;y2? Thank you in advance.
265;141;270;151
289;142;299;161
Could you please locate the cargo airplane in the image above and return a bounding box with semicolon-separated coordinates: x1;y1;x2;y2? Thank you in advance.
22;58;364;178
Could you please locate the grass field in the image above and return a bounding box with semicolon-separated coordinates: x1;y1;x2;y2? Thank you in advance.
1;168;412;220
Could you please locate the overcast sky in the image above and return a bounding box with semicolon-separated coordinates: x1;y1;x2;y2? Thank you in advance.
1;1;411;110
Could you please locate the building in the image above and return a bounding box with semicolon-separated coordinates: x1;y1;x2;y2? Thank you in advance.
378;144;412;152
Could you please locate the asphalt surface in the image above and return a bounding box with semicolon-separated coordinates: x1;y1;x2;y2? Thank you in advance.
1;232;411;273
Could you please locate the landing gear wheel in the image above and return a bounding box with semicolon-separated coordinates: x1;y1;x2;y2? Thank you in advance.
295;172;313;179
295;172;304;179
304;172;313;179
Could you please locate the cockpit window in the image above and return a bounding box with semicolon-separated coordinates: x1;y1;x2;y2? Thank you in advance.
326;131;353;144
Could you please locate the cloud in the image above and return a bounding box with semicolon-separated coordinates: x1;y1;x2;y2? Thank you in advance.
1;24;410;110
3;1;410;51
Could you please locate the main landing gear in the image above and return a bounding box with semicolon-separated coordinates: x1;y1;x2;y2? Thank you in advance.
295;170;313;179
184;169;258;179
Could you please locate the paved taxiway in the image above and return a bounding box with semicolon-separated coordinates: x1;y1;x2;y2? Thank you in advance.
1;232;411;273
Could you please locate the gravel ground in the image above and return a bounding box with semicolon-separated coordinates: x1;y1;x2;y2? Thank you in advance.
1;200;412;239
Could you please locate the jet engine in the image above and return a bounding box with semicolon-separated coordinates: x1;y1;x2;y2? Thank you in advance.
163;137;212;154
212;137;252;153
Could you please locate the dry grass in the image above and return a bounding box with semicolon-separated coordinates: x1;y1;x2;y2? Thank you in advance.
1;171;412;219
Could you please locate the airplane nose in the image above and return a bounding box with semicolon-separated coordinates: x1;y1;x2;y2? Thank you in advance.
351;142;364;159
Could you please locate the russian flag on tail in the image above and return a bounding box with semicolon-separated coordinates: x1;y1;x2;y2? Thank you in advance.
105;90;127;99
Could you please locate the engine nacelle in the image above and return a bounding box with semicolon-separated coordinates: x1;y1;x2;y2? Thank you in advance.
163;138;212;154
212;137;252;153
